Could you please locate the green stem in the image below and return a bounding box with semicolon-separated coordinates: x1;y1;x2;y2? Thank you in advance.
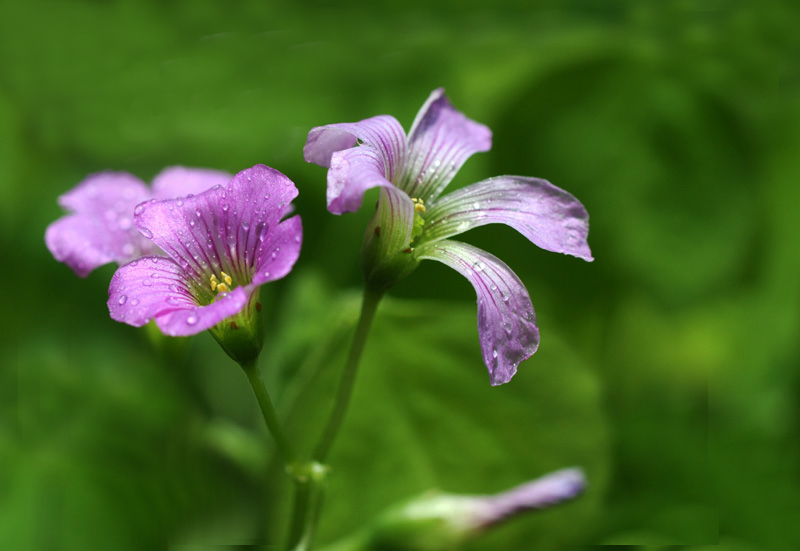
285;285;383;550
240;359;297;465
313;285;383;463
286;462;327;551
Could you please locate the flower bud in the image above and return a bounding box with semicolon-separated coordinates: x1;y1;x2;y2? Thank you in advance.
363;468;586;550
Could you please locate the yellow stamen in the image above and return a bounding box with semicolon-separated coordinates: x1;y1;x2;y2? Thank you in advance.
209;274;218;291
221;271;233;286
412;197;426;214
217;283;229;293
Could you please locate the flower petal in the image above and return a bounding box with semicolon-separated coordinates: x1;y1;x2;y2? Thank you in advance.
252;214;303;285
46;172;154;276
423;176;593;261
399;88;492;202
304;114;407;178
108;255;248;336
415;240;538;385
134;164;298;285
151;166;233;200
154;288;248;337
325;146;396;214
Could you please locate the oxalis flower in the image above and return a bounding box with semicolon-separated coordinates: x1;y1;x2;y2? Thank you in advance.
46;167;232;277
107;164;302;364
304;88;592;385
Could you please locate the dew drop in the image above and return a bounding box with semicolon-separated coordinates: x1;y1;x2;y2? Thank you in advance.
226;234;236;246
492;348;498;359
241;221;250;230
473;261;486;273
186;313;198;325
222;203;229;212
129;259;138;266
190;219;195;227
151;257;159;263
140;228;153;239
263;271;270;278
131;298;139;306
195;209;202;218
490;284;498;291
166;296;180;305
118;295;127;305
472;201;480;210
169;284;180;293
176;199;184;207
142;278;152;287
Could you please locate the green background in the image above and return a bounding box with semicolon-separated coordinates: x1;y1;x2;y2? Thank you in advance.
2;1;797;549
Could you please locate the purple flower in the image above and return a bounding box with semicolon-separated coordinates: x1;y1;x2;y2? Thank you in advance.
106;165;302;359
304;88;592;385
46;167;232;277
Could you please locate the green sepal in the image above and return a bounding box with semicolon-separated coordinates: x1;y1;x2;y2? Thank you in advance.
208;289;266;365
361;187;421;293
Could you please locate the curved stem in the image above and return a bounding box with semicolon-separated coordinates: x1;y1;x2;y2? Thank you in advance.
313;286;384;463
240;359;297;465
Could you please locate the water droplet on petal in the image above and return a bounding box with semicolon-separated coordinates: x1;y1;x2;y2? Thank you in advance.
241;221;250;230
186;313;198;325
131;298;139;306
134;204;145;215
140;228;153;239
263;271;270;278
492;348;498;359
118;295;127;305
166;296;180;305
151;257;159;263
195;209;202;218
222;203;229;212
142;278;152;286
176;199;183;207
169;284;180;293
473;261;486;273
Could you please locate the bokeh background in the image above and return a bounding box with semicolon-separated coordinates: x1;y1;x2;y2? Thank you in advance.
3;1;797;549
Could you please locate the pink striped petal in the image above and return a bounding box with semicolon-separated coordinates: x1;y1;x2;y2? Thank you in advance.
415;240;538;385
424;176;593;261
398;89;491;202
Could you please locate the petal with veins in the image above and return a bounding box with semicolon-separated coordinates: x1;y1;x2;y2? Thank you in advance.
399;88;491;202
415;240;539;385
424;176;593;261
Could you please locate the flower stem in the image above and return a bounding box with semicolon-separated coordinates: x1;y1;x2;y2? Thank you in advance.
240;359;297;465
313;285;383;463
286;461;327;551
285;285;383;551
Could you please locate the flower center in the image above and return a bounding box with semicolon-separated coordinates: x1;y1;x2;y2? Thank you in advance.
411;197;426;243
209;271;235;294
